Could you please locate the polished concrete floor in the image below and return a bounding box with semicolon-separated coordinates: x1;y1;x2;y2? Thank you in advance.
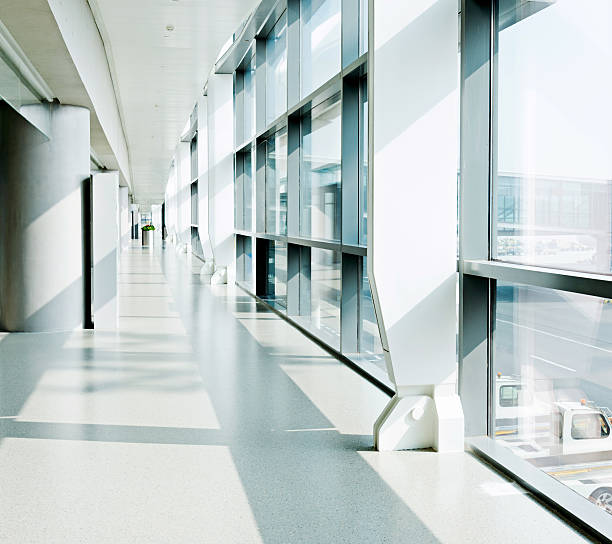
0;242;595;543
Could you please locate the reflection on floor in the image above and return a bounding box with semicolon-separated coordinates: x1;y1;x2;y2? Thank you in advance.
0;242;593;543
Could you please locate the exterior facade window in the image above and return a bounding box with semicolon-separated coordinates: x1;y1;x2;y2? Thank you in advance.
359;0;368;55
235;150;253;232
231;0;385;388
244;56;256;141
461;1;612;529
310;248;341;349
244;148;253;232
359;77;368;246
300;0;341;98
300;94;341;241
359;259;383;368
266;11;287;125
495;0;612;274
265;129;288;235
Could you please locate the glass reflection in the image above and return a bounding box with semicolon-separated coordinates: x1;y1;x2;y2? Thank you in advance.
495;0;612;273
300;94;341;241
266;11;288;125
266;129;288;235
310;248;341;349
359;259;384;368
264;241;287;310
301;0;341;97
244;56;256;141
494;282;612;515
359;77;368;245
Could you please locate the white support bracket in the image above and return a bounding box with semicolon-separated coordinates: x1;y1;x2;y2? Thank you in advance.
374;388;464;452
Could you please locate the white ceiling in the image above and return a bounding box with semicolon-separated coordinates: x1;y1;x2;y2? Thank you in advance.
89;0;257;205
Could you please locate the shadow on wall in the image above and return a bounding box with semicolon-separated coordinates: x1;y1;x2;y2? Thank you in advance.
0;100;90;332
384;274;457;386
93;248;118;315
374;0;457;154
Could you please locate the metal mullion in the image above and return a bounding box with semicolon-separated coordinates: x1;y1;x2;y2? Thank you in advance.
463;259;612;300
459;0;494;437
487;277;497;437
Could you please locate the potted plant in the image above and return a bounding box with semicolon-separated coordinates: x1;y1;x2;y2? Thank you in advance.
141;224;155;246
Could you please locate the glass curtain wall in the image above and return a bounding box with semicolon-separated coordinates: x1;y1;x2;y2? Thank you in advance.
232;0;386;385
460;0;612;529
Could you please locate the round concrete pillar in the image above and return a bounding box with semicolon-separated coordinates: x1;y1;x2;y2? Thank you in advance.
0;102;90;331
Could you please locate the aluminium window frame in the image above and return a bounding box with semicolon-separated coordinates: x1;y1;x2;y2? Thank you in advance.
459;1;612;540
227;0;389;390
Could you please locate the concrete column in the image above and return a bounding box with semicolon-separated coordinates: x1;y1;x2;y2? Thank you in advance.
130;204;140;239
197;93;213;260
92;171;119;329
206;73;235;282
118;186;129;252
0;101;90;332
370;0;464;451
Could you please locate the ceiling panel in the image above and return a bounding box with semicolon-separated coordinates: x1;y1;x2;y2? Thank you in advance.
91;0;256;203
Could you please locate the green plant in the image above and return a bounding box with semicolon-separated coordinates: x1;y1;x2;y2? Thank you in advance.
142;224;155;231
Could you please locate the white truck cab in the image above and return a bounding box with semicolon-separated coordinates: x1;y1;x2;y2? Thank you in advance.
495;375;550;423
554;401;612;454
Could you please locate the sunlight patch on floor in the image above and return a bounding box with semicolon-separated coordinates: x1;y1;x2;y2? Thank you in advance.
280;363;388;436
0;438;262;543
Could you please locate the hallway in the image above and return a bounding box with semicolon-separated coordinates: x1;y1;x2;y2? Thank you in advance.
0;244;592;543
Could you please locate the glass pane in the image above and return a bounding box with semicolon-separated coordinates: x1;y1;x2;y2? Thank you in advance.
359;0;368;55
495;1;612;274
266;11;288;125
494;282;612;516
359;77;368;245
245;236;253;288
265;129;288;235
275;241;287;308
244;56;256;141
310;248;341;349
300;0;341;98
244;149;253;231
359;258;384;369
263;240;287;310
300;94;341;241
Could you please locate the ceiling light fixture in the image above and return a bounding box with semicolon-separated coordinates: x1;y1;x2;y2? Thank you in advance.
166;24;175;32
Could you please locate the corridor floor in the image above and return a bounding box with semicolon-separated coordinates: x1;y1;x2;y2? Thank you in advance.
0;242;594;543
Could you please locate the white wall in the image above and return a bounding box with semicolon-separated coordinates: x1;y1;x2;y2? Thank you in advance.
177;141;191;244
93;171;119;329
118;186;129;252
371;0;462;451
198;94;213;260
206;73;235;278
151;204;162;232
163;76;235;278
165;161;178;238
